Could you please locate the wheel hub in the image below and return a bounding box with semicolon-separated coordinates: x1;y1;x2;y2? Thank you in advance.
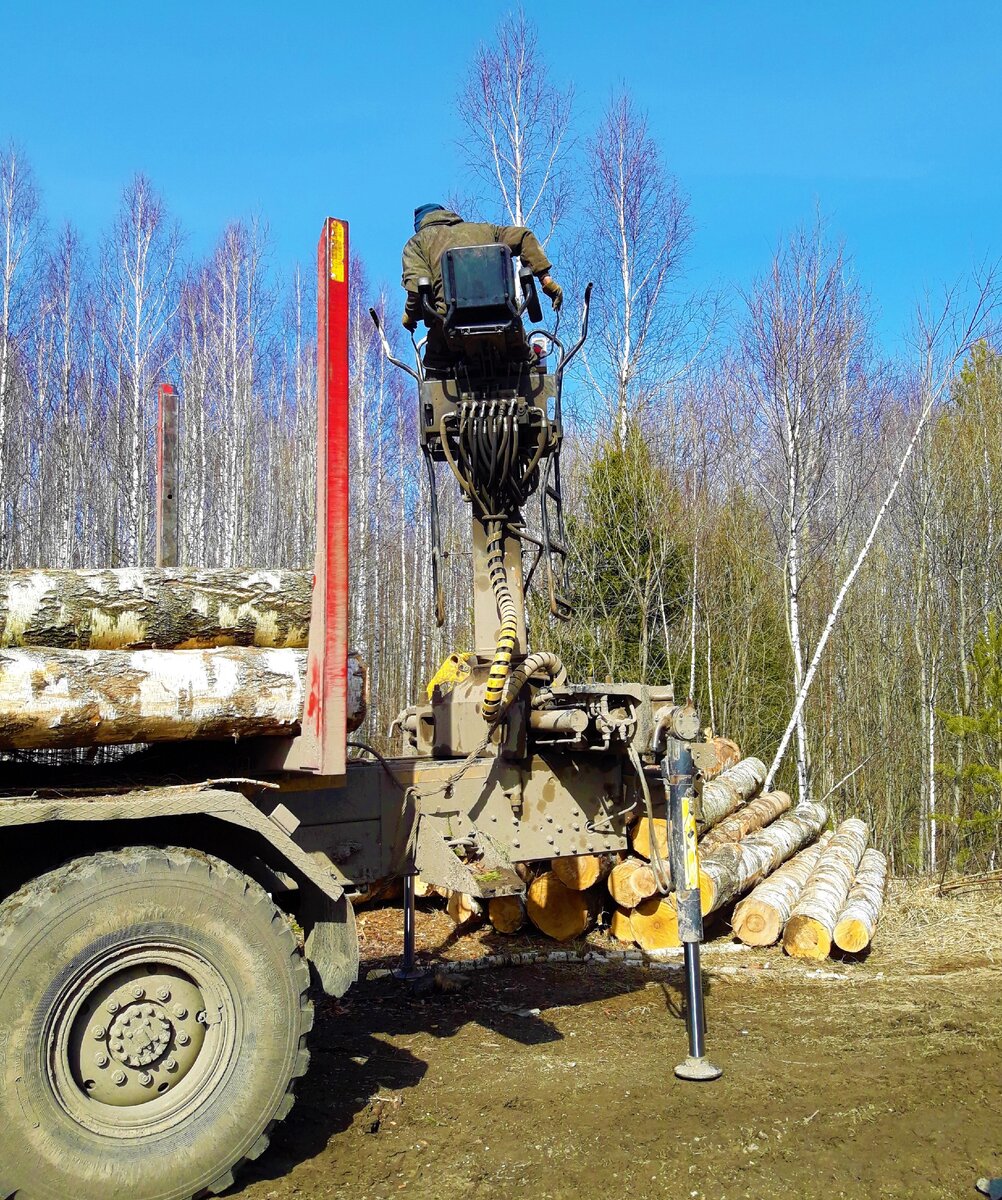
69;966;210;1108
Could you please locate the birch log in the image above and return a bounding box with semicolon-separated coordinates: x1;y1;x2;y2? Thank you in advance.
699;791;793;853
731;831;833;946
0;646;367;748
783;818;869;960
0;568;312;650
551;853;613;892
488;895;526;934
698;801;829;915
702;736;742;780
630;896;680;951
526;872;598;941
609;904;636;944
607;857;659;908
833;848;888;953
629;817;668;864
699;756;767;830
446;891;484;926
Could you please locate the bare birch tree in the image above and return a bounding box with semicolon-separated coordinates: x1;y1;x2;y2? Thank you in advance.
457;8;573;242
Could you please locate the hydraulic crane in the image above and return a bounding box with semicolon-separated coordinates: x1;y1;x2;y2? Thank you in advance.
0;217;718;1200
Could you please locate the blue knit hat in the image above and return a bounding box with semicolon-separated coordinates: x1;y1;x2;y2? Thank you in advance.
414;203;445;232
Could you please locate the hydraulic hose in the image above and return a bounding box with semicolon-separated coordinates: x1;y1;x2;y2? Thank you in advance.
481;519;520;723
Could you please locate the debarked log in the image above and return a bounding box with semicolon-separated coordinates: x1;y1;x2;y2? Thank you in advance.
698;756;767;830
731;831;833;946
833;847;888;953
0;567;312;650
0;646;367;749
698;801;829;916
783;818;869;960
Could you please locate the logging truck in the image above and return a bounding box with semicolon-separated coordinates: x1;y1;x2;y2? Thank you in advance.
0;220;725;1199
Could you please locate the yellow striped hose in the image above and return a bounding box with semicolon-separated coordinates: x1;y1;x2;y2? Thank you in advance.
480;520;520;723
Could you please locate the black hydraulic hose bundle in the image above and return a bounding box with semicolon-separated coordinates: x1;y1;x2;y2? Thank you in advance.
437;399;561;723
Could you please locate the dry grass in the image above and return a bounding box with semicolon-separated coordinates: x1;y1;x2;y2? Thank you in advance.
874;876;1002;970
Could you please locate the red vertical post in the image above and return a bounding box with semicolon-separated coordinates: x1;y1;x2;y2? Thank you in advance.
155;383;179;568
283;218;350;776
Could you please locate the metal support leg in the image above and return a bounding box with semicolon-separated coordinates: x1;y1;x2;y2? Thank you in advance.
664;736;722;1082
403;873;416;973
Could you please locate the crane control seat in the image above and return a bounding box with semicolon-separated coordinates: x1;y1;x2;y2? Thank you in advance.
417;243;558;466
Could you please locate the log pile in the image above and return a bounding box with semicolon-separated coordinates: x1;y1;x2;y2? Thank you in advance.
435;746;887;960
0;568;366;748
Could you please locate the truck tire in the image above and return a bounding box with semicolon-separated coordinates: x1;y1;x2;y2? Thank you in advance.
0;846;313;1200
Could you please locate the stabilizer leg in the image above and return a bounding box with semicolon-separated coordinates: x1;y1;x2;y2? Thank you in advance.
664;736;722;1082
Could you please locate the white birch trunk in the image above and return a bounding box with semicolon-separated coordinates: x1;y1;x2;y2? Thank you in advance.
699;790;793;853
699;755;767;830
0;568;312;649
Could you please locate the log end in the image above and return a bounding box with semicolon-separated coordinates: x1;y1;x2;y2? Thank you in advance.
608;904;636;944
833;917;870;954
551;853;603;891
630;896;680;951
783;914;832;959
488;894;526;935
526;872;596;942
731;900;781;947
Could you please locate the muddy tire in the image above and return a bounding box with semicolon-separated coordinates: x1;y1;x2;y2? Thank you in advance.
0;846;312;1200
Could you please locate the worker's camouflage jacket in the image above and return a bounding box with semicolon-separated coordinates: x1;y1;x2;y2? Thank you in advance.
401;209;552;326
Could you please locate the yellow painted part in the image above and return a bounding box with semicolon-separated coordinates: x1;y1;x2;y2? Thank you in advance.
425;652;475;701
481;617;518;721
681;792;700;891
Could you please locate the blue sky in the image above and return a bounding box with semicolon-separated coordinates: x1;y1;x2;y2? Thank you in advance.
1;1;999;350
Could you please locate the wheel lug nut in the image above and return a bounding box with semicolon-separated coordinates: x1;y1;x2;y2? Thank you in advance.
172;1005;187;1020
139;1072;153;1087
165;1057;178;1072
106;999;120;1014
95;1053;109;1068
156;987;170;1002
112;1070;127;1085
91;1024;106;1040
195;1010;207;1025
111;1039;124;1053
130;985;145;999
176;1031;191;1046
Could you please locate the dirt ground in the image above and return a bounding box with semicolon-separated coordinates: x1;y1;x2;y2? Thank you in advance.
230;882;1002;1200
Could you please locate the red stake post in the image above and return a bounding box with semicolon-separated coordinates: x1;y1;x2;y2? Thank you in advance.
282;218;350;777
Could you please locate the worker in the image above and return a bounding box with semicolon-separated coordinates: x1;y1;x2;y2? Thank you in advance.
401;204;563;370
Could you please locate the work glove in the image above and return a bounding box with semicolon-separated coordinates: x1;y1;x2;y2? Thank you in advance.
402;311;418;332
540;275;563;313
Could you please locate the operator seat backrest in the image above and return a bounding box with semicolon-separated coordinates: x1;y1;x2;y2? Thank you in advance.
440;244;519;335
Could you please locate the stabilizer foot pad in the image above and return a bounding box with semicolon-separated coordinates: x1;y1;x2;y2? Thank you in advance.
674;1055;722;1082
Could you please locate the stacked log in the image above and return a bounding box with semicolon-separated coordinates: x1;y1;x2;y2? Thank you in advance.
698;756;767;830
551;853;613;892
607;858;659;909
0;568;311;649
525;871;598;942
701;736;742;780
732;832;833;946
698;802;829;915
783;819;870;959
833;848;888;952
0;645;367;748
699;790;792;853
487;895;527;934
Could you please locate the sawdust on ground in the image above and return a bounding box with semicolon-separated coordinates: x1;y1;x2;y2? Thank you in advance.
227;880;1002;1200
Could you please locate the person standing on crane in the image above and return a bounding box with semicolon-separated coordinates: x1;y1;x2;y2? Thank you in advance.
401;203;563;368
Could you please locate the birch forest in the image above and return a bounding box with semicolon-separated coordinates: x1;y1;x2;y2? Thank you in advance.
2;12;1000;875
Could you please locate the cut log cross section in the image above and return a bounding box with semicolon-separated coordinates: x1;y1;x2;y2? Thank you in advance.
833;847;888;953
783;818;870;960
